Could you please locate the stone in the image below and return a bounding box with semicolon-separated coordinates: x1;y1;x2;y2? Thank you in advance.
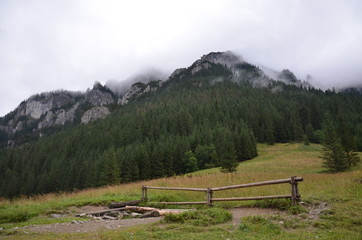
102;215;118;220
130;212;141;218
50;214;62;218
81;106;110;124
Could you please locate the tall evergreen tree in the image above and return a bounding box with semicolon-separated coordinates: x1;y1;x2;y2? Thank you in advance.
99;147;120;185
216;128;238;173
320;117;349;172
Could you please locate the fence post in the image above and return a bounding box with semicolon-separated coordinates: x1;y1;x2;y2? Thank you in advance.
142;186;148;202
291;176;297;206
142;185;145;201
207;187;213;206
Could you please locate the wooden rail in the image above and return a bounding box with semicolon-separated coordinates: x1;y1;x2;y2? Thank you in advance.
142;176;303;206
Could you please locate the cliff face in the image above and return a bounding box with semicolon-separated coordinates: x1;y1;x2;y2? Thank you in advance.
0;83;118;147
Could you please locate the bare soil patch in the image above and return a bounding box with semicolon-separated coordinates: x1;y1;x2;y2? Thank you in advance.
229;207;284;225
23;217;162;233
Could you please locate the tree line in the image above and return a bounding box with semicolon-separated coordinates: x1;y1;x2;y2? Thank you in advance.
0;78;362;198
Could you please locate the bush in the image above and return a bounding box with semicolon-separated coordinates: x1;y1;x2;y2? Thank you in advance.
0;209;37;223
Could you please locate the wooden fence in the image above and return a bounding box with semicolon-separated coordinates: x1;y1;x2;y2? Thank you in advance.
142;176;303;206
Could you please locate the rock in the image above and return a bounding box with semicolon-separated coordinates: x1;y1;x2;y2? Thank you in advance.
119;83;146;105
71;220;78;224
85;82;114;106
102;215;118;220
278;221;284;225
26;100;53;119
105;211;120;217
81;106;110;124
130;212;141;218
50;214;62;218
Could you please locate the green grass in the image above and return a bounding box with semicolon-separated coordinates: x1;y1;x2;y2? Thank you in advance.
163;208;232;226
1;143;361;239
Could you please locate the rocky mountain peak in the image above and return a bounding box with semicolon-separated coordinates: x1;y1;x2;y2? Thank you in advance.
200;51;242;68
85;82;115;106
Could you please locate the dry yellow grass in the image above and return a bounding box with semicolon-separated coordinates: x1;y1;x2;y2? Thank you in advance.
0;143;361;211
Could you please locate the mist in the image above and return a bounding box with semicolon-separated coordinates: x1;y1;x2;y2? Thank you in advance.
1;0;362;116
105;69;168;96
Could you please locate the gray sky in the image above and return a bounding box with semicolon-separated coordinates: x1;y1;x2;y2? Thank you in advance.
1;0;362;117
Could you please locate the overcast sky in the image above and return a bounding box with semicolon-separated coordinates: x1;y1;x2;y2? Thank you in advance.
1;0;362;116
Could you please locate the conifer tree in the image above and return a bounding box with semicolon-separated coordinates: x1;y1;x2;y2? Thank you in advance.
99;147;120;185
320;118;349;172
336;117;361;167
216;129;238;173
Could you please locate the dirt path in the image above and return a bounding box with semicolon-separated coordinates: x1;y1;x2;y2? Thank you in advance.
23;217;162;233
20;207;283;234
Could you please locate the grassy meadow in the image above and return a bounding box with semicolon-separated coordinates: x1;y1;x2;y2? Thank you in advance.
0;143;361;239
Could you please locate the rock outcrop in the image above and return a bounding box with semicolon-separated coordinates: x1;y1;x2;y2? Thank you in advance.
81;106;110;124
85;82;115;106
0;82;117;147
119;81;162;105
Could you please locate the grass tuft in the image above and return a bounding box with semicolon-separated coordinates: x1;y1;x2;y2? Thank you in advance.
163;208;232;226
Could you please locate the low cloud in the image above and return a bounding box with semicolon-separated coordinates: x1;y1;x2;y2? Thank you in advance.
1;0;362;116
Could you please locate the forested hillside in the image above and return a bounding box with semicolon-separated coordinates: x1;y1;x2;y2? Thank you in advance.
1;52;362;198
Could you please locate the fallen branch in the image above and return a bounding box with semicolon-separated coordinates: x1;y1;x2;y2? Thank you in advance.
124;206;191;216
109;200;142;209
75;207;125;217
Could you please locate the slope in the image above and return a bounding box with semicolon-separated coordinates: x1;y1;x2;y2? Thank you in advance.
0;143;361;239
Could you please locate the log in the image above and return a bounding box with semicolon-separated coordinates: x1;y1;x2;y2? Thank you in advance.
124;206;159;213
75;207;125;217
154;201;207;205
140;211;161;218
109;200;142;209
211;177;303;191
124;206;190;216
211;195;292;202
158;209;191;216
143;186;207;192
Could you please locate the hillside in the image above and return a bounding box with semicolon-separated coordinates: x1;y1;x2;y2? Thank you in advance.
1;52;362;198
0;144;361;239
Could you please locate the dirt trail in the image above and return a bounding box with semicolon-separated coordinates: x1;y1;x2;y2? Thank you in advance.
20;207;282;234
23;217;162;233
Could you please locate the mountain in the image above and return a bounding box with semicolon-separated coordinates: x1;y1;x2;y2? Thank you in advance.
0;51;309;148
1;51;362;198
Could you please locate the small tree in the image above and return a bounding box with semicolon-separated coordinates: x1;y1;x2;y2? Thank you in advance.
320;118;349;172
219;140;238;173
99;147;120;185
184;150;199;173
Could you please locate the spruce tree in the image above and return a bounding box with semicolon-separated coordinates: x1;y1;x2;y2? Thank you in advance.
216;129;238;173
336;117;361;167
99;147;120;185
320;118;349;172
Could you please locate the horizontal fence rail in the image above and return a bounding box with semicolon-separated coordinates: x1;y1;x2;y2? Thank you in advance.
142;176;303;206
143;186;207;192
211;177;303;191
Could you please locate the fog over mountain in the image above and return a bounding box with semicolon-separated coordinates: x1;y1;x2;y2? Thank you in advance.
1;0;362;116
